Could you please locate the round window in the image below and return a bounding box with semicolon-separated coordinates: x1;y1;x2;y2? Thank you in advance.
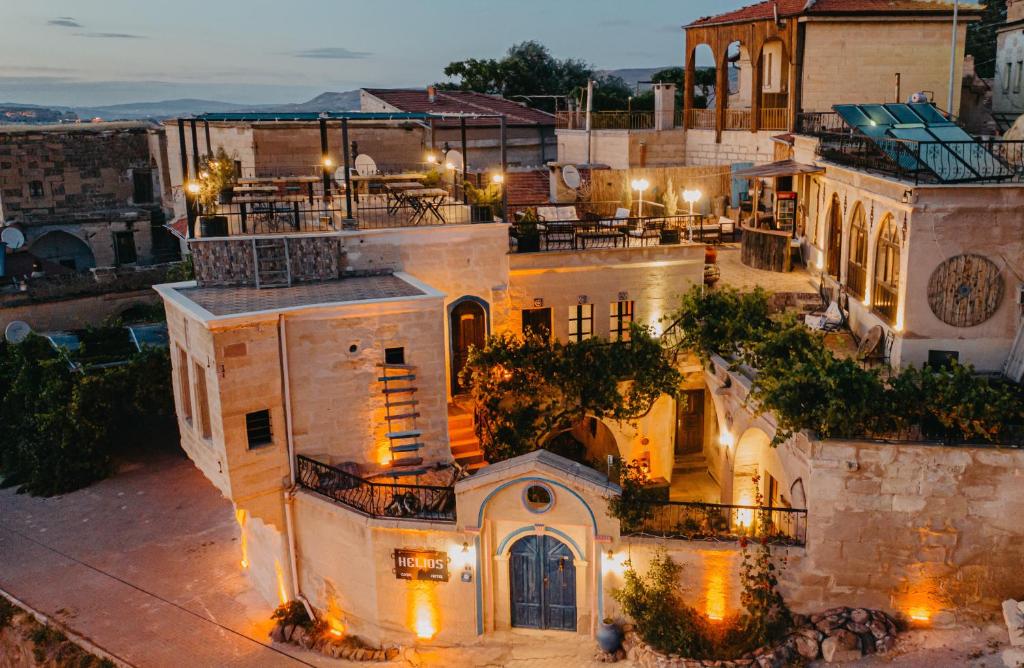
523;483;554;513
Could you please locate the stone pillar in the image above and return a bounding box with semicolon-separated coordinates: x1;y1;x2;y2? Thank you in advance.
653;83;677;131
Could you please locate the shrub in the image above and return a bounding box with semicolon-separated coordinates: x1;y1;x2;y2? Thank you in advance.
663;286;773;364
606;460;661;530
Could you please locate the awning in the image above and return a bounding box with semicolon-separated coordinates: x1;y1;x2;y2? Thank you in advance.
166;217;188;241
733;160;824;179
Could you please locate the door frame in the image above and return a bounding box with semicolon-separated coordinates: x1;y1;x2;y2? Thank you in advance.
447;296;490;396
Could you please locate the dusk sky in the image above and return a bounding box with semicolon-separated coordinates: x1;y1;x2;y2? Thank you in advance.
0;0;742;107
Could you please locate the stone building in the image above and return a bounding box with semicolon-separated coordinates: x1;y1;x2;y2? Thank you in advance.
0;121;176;272
995;0;1024;131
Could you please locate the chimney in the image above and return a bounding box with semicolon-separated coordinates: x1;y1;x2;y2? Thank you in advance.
427;85;437;104
653;83;677;131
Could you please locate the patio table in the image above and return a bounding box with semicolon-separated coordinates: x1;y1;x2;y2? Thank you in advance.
385;181;430;214
350;173;427;197
404;188;449;225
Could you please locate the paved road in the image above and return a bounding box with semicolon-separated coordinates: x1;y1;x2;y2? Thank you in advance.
0;454;325;667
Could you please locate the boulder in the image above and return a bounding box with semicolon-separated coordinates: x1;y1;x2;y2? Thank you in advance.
1003;599;1024;646
821;630;862;663
850;609;870;624
269;624;285;643
875;635;896;654
1002;647;1024;668
793;633;821;660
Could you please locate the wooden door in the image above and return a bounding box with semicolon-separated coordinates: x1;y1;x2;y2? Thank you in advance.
451;301;485;394
675;389;705;457
826;196;842;278
509;535;577;631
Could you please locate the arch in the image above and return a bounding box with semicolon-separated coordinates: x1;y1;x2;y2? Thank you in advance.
846;203;869;300
873;215;901;324
496;525;585;561
789;478;807;510
731;427;770;507
825;194;843;278
448;296;489;395
548;417;620;466
29;230;95;272
687;43;717;110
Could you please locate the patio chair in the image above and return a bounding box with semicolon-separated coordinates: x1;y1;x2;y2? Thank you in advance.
543;222;576;250
626;219;661;247
719;216;737;242
599;207;632;229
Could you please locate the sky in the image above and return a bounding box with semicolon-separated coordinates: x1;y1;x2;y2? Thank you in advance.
0;0;742;107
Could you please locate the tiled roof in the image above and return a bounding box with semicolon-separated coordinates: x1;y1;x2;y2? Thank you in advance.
687;0;980;28
362;88;555;127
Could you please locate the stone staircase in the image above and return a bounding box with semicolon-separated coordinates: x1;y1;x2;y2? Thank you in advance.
672;452;709;477
378;363;427;479
448;403;486;473
252;238;292;288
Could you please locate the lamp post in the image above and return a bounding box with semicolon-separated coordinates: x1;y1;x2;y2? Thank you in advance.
630;178;650;217
683;189;702;241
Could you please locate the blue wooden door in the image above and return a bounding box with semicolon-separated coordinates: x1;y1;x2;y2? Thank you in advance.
509;535;577;631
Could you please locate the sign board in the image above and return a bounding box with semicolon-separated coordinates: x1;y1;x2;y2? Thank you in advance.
393;549;449;582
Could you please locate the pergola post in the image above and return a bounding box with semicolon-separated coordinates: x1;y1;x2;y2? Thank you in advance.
683;47;695;130
178;119;196;239
460;116;468;204
342;118;353;223
715;53;728;143
787;57;799;132
189;119;200;175
203;120;212;155
319;117;331;196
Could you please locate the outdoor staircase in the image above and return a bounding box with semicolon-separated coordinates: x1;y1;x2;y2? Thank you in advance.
378;363;426;478
252;237;292;288
448;403;487;473
673;452;709;477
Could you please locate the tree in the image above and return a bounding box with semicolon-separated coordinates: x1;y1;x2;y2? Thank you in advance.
965;0;1006;79
442;41;591;112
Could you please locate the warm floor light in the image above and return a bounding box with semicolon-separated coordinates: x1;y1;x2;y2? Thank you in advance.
274;560;289;605
329;628;343;637
909;608;930;622
409;582;438;640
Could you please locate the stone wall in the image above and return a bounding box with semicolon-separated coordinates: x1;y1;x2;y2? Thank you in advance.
683;129;777;167
190;235;344;287
0;123;155;223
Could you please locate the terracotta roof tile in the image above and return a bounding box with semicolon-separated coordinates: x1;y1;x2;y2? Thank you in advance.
687;0;980;28
362;88;554;127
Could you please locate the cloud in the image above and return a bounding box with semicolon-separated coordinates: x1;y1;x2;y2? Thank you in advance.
292;47;371;60
75;32;146;39
48;17;82;27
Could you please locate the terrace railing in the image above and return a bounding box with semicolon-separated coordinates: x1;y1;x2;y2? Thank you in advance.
296;455;456;523
725;109;751;131
622;500;807;546
555;111;656;131
795;111;848;136
688;108;715;130
760;107;788;131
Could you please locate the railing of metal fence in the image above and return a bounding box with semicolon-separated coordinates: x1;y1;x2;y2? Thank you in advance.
622;501;807;546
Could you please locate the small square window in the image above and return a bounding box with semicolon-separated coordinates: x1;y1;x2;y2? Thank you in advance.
610;300;634;342
384;347;405;365
245;410;273;449
28;181;44;198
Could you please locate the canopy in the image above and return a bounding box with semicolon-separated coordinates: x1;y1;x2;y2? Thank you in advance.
733;160;824;179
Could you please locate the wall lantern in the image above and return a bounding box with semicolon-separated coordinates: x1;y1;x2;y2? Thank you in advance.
491;173;504;184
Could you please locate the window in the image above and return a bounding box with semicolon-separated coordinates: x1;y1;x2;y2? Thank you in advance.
764;53;773;88
521;307;552;340
872;216;900;324
846;205;868;299
113;230;137;266
1005;62;1014;93
178;347;192;424
245;410;273;449
384;347;405;365
131;169;153;203
610;300;634;342
194;360;212;439
567;304;593;342
1016;61;1023;94
28;180;44;198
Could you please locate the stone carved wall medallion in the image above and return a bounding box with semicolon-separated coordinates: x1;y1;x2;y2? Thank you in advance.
927;254;1004;327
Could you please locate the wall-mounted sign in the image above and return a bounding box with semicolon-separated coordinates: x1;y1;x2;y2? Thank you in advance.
577;295;588;305
533;298;544;307
617;291;629;301
393;549;449;582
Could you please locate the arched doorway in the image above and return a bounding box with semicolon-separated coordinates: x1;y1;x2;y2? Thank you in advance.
449;298;487;395
509;535;576;631
30;231;95;272
825;195;842;278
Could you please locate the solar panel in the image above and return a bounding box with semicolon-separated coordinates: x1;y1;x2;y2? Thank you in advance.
128;323;169;351
829;103;1014;183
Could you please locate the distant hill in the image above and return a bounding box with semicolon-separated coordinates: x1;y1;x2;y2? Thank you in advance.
73;98;250;120
0;104;77;124
251;90;362;114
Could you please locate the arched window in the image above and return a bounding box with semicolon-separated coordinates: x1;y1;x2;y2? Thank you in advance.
873;216;900;323
826;195;842;278
846;204;868;299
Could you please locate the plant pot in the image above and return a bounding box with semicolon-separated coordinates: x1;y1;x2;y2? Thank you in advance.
596;620;623;653
704;245;718;264
217;188;234;204
470;204;493;223
199;215;229;238
516;233;540;253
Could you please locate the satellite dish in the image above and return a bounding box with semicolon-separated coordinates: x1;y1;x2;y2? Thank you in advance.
354;154;377;176
1;226;25;250
4;320;32;344
562;165;581;190
857;325;884;361
445;150;464;171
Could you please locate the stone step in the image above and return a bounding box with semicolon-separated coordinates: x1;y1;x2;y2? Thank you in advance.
382;387;417;395
450;440;480;456
386;429;422;440
379;374;416;382
384;412;420;421
385;399;419;409
448;425;476;440
390;443;424;453
455;450;486;466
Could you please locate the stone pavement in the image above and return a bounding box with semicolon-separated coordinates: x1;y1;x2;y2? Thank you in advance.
715;243;818;294
0;453;628;668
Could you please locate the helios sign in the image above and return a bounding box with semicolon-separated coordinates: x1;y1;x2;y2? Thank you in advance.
392;549;449;582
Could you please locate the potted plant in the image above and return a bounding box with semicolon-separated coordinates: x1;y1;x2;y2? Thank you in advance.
197;148;237;237
597;617;623;653
512;208;540;253
465;180;503;223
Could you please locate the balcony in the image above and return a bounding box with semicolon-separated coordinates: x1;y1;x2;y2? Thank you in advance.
621;500;807;546
296;455;457;523
555;111;673;131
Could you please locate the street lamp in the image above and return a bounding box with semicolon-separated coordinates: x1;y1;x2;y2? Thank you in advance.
683;189;702;240
491;173;504;184
631;178;650;216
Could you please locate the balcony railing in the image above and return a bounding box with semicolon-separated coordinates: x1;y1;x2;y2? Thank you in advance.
795;111;848;136
622;501;807;546
760;107;788;131
725;109;751;130
688;108;715;130
296;455;456;523
555;111;658;130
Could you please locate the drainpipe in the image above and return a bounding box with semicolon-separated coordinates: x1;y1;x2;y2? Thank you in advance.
278;314;315;620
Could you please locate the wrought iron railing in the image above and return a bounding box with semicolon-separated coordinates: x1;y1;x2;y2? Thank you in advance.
622;501;807;546
795;111;848;136
296;455;456;523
